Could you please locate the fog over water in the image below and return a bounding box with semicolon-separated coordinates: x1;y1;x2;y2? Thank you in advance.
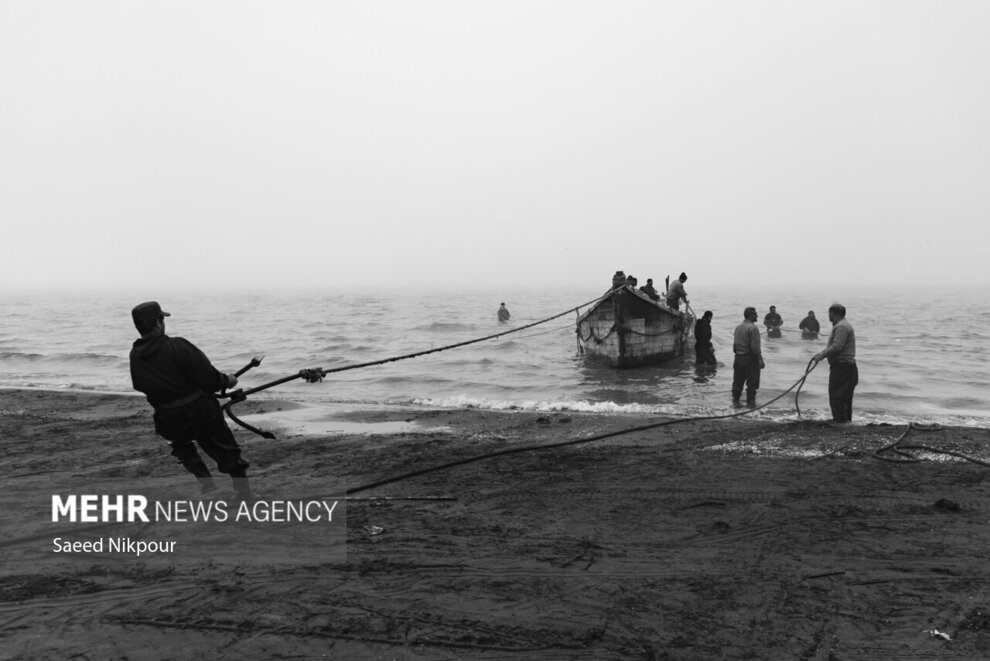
2;2;988;292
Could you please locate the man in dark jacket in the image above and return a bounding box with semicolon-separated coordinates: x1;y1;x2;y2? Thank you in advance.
799;310;821;339
129;301;251;497
764;305;783;337
693;310;716;365
639;278;660;301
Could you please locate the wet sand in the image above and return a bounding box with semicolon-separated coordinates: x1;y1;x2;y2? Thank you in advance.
3;387;990;659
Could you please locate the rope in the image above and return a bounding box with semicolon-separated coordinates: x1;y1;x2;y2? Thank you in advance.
345;366;825;496
226;290;987;478
793;358;818;417
317;292;610;376
235;290;621;401
576;323;617;344
346;371;989;495
217;303;978;492
766;326;824;337
576;294;691;343
222;291;622;437
872;422;990;467
504;323;574;341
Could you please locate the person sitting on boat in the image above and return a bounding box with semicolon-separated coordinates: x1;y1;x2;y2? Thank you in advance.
799;310;820;339
611;271;626;291
639;278;660;301
497;303;511;322
694;310;717;365
764;305;783;337
626;274;638;288
665;272;688;310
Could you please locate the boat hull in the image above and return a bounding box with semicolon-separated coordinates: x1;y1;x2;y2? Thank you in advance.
576;287;693;368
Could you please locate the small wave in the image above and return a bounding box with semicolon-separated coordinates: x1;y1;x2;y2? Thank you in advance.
935;396;990;409
402;395;989;428
302;354;363;366
311;345;378;355
317;344;355;352
0;351;124;366
0;351;45;361
412;395;667;414
410;322;480;333
373;375;454;386
430;357;497;367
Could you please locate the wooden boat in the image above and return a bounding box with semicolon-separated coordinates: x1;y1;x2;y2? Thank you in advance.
576;285;694;367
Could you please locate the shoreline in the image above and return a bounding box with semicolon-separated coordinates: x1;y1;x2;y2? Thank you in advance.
6;384;988;432
3;387;990;659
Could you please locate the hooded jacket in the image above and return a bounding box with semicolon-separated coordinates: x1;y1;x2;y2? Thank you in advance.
694;317;712;344
129;329;232;407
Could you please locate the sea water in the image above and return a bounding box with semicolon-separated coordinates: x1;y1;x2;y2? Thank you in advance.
1;285;988;427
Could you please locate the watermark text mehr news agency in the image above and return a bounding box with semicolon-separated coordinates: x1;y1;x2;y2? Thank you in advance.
50;495;342;557
51;494;340;524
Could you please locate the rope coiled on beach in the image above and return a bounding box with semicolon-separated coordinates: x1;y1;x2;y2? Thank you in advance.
871;422;990;466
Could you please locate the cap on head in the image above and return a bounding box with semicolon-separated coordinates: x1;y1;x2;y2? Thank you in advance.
679;272;687;281
132;301;170;329
703;310;713;319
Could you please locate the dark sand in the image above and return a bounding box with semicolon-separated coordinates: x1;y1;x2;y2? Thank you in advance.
3;388;990;660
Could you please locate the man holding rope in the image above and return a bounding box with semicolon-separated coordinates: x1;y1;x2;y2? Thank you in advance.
812;303;858;423
129;301;254;498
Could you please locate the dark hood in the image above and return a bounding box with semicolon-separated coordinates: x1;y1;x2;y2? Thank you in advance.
131;327;167;358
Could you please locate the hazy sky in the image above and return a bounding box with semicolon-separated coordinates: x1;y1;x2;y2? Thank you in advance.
2;1;988;292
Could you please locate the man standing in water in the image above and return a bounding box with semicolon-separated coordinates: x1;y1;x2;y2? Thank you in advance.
129;301;253;498
799;310;821;339
732;307;765;406
497;302;511;322
812;303;858;423
694;310;717;366
764;305;783;337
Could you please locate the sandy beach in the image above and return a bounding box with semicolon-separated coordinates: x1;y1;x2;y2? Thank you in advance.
3;387;990;660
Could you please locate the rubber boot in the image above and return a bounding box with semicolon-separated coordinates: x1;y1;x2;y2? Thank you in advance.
174;449;213;479
232;477;256;503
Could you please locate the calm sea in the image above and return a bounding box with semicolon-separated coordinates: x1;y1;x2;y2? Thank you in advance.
1;285;988;427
